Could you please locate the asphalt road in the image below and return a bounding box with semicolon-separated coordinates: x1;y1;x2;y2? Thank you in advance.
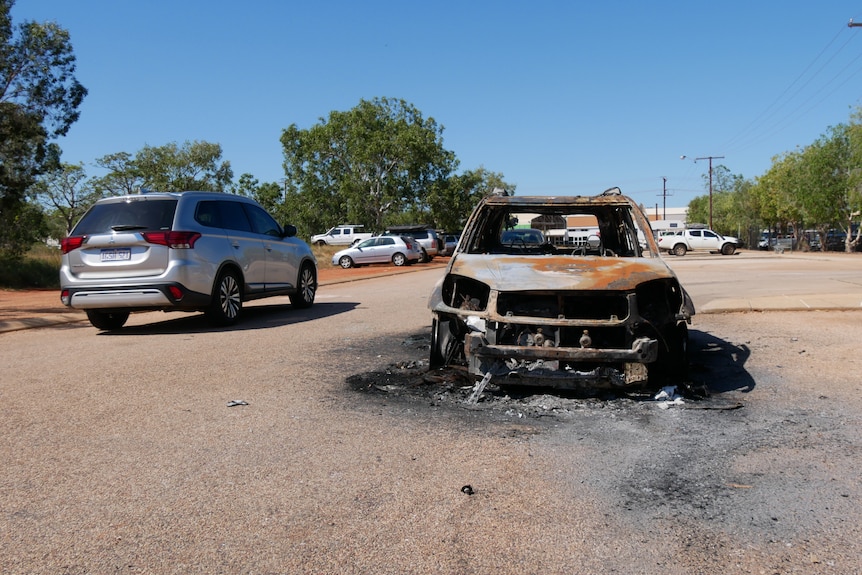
2;252;862;574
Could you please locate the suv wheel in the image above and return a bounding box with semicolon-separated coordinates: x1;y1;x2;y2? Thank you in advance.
721;243;736;255
672;244;687;256
86;310;130;330
207;269;242;325
290;263;317;308
419;248;429;263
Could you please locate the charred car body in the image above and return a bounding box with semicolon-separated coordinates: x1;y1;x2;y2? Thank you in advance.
428;188;694;389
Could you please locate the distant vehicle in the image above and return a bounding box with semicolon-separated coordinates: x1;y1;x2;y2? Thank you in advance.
656;228;740;256
500;228;547;246
311;225;373;246
440;234;460;256
59;191;317;330
331;235;422;268
383;225;440;262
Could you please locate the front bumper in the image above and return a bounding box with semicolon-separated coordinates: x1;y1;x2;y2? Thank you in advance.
464;332;658;387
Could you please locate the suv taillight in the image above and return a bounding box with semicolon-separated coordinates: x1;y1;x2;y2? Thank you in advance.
142;231;201;248
60;236;85;254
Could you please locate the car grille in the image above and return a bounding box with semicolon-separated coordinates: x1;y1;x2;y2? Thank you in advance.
496;292;629;321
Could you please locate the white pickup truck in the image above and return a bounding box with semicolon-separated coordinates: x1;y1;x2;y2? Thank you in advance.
310;225;374;246
656;228;741;256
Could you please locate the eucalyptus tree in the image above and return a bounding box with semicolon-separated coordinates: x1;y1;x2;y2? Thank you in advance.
32;162;101;235
134;141;233;192
0;0;86;255
280;97;457;236
91;141;233;195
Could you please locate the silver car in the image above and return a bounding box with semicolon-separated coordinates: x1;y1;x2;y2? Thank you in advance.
331;235;422;268
60;191;317;329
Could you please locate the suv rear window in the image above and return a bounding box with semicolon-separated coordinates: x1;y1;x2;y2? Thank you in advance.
73;199;178;235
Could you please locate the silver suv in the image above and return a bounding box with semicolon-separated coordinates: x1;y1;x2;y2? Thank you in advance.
60;191;317;330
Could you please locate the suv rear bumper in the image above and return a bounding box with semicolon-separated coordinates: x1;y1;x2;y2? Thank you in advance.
62;283;210;311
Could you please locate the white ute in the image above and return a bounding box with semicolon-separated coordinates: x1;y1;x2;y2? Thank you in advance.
311;225;373;246
656;227;741;256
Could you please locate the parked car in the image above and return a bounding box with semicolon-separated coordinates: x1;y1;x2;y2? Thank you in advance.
440;234;460;256
500;228;546;246
428;188;694;390
383;225;440;262
656;227;740;256
310;224;373;246
59;191;317;330
331;235;422;268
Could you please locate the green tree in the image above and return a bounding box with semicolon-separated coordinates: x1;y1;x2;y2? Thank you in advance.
32;162;100;235
134;141;233;192
231;173;282;215
687;165;753;237
91;152;144;196
280;97;457;237
0;0;86;256
91;141;234;194
428;167;515;233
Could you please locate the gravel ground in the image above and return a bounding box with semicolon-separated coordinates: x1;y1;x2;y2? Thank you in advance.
348;310;862;574
2;265;861;574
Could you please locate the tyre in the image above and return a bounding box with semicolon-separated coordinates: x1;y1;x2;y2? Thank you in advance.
206;269;242;326
339;255;354;269
672;244;687;256
430;315;464;368
392;252;407;266
315;240;326;246
419;248;429;263
721;243;736;255
289;263;317;309
86;310;129;330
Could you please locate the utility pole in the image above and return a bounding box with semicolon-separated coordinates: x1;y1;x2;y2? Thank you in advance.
695;156;724;229
661;177;667;220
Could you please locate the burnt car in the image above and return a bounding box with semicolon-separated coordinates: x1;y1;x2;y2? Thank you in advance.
428;188;694;389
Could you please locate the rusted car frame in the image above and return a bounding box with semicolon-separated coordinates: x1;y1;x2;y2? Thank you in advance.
428;188;694;389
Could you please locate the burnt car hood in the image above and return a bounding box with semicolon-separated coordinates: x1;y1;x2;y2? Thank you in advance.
447;254;680;292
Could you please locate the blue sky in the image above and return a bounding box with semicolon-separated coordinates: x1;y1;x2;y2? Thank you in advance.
11;1;862;209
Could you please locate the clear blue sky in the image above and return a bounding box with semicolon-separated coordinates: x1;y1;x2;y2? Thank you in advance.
11;1;862;209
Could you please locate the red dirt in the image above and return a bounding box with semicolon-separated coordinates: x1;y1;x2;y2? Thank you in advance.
0;260;446;324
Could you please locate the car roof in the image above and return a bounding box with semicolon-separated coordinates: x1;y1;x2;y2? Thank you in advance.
385;225;434;232
481;193;636;209
94;191;253;204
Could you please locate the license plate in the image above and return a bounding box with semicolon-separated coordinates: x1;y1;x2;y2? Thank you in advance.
100;248;131;261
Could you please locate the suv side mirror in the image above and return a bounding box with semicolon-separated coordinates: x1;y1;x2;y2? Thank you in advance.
283;224;297;238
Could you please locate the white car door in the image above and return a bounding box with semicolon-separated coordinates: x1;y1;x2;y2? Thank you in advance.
700;230;722;250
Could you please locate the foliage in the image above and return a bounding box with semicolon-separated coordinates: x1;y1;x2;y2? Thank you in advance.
91;152;143;196
133;141;234;192
0;0;86;257
0;250;59;288
90;141;233;195
687;107;862;252
32;162;101;235
687;166;750;237
231;173;282;215
427;167;515;233
0;200;47;258
280;97;458;237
